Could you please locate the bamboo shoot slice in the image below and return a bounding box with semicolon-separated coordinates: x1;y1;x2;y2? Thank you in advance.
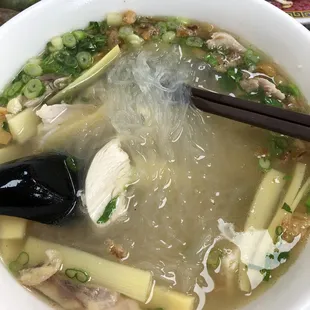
8;108;40;143
24;237;152;303
239;169;285;292
146;286;195;310
47;45;121;105
268;163;307;242
0;216;27;240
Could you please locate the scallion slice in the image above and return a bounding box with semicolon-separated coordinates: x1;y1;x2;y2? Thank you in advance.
49;36;64;52
23;79;45;99
76;51;93;70
73;30;87;41
6;81;23;98
0;97;8;106
186;36;204;48
24;63;43;77
97;197;118;224
258;158;271;170
65;268;90;283
62;33;77;48
162;31;176;43
275;225;283;236
156;22;168;35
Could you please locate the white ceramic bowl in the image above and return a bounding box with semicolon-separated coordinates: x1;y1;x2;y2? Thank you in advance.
1;0;310;309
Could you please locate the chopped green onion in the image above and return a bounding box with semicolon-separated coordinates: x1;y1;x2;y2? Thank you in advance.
260;269;271;282
100;21;108;34
9;261;22;273
22;74;31;84
258;158;271;170
262;96;282;107
66;156;78;172
2;121;9;132
186;36;204;48
282;202;292;213
176;16;191;25
278;83;300;98
244;49;260;67
283;175;292;181
23;79;45;99
269;137;289;158
76;51;93;70
127;34;144;47
218;74;236;92
156;22;167;35
162;31;176;43
24;63;43;77
119;26;134;38
93;34;106;50
97;197;118;224
62;33;77;48
278;251;289;263
227;67;243;82
205;54;218;66
166;20;180;30
85;21;100;35
65;268;90;283
27;57;41;65
275;225;283;236
6;81;24;98
0;97;8;107
49;36;64;52
73;30;87;41
106;12;123;27
207;249;221;269
268;254;275;259
9;251;29;273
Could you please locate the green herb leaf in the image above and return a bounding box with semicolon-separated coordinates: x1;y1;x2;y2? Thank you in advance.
275;225;284;236
282;202;292;213
305;196;310;214
260;269;271;282
278;251;289;263
97;197;118;224
65;268;90;283
283;175;292;181
66;156;78;172
2;121;9;132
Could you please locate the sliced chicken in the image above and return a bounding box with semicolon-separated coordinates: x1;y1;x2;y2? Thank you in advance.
19;250;62;286
207;32;246;53
85;138;131;227
214;53;243;73
33;275;120;310
240;77;285;100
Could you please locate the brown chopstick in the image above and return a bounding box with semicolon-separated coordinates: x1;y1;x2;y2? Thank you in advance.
191;87;310;142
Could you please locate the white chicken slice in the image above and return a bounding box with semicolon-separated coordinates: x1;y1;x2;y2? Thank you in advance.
85;138;131;227
207;32;246;53
240;77;285;100
19;250;62;286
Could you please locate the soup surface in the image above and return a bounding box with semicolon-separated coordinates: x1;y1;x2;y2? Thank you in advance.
0;10;309;310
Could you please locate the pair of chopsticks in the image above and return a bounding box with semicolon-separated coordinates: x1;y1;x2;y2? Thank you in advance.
191;87;310;142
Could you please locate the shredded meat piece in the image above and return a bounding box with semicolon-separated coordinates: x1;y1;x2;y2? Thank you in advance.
207;32;246;53
141;26;159;40
19;250;62;286
108;29;122;49
240;77;285;100
214;52;243;73
123;10;137;24
176;25;197;37
106;239;127;260
282;213;310;242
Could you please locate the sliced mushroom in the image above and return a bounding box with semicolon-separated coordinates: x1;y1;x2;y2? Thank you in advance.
19;250;62;286
207;32;246;53
240;77;285;100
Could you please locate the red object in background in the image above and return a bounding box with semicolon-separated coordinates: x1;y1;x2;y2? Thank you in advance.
270;0;310;13
270;0;310;20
